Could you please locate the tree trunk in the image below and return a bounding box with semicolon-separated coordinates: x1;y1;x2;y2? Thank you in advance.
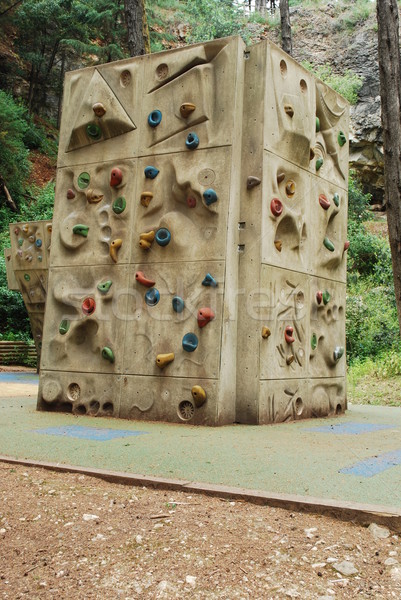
280;0;292;56
255;0;265;14
57;50;66;129
124;0;149;57
377;0;401;335
0;176;17;212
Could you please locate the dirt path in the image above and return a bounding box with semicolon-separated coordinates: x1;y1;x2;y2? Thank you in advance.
0;463;400;599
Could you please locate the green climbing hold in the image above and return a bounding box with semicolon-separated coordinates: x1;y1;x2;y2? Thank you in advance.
18;238;23;246
59;319;70;335
322;290;331;305
338;131;347;147
316;117;320;132
323;237;334;252
316;158;324;171
86;122;102;140
112;197;126;215
97;280;113;294
78;172;90;189
102;346;115;363
311;333;317;351
333;193;340;207
24;273;30;281
73;224;89;237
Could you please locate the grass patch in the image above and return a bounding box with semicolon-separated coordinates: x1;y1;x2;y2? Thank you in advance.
347;353;401;407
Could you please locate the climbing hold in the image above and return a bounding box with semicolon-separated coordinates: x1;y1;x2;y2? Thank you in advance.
156;353;174;369
78;172;90;189
274;240;282;252
110;168;123;187
277;172;285;184
338;131;347;147
316;158;324;171
344;240;350;251
73;224;89;237
185;132;199;150
145;288;160;306
25;255;32;262
112;196;126;214
270;198;283;217
316;117;320;132
102;346;115;363
197;307;215;328
144;166;159;179
155;228;171;246
97;280;113;294
35;239;42;248
311;333;317;350
24;273;30;281
187;196;197;208
28;235;35;243
140;192;153;207
59;319;70;335
323;237;335;252
22;225;28;234
82;297;96;315
202;273;218;287
284;104;294;117
17;250;22;257
247;176;261;189
203;189;218;206
286;355;295;365
333;346;344;362
110;238;122;262
285;181;295;196
135;271;155;288
139;231;155;250
180;102;196;118
18;238;23;246
333;193;340;207
148;109;162;127
67;189;75;199
86;189;104;204
284;326;295;344
38;255;42;262
319;194;330;210
47;224;52;233
172;296;185;313
322;290;331;305
316;291;323;305
182;333;198;352
86;122;102;140
191;385;207;407
262;326;271;339
14;227;19;235
92;102;106;117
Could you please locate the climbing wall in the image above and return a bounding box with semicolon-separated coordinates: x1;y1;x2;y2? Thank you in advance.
37;36;349;425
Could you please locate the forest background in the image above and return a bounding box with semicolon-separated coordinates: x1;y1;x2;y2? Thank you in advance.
0;0;399;406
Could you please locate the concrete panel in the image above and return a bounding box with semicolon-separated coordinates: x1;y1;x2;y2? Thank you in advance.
258;378;309;423
9;220;52;271
3;248;18;291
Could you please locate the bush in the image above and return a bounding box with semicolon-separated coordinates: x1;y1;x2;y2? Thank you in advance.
183;0;247;43
302;62;363;104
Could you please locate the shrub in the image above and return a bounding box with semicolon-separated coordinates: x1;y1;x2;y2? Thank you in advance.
302;62;363;104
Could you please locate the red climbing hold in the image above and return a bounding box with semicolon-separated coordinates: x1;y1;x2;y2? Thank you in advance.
82;297;96;316
197;307;215;328
110;168;123;187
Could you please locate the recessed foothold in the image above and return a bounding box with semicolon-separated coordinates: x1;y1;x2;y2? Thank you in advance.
73;224;89;237
86;122;101;140
110;168;123;187
187;196;197;208
172;296;185;313
145;287;160;306
344;240;350;251
180;102;196;118
86;189;104;204
309;148;315;161
311;333;317;350
286;355;295;365
148;110;162;127
82;297;96;316
156;353;174;368
92;102;106;117
203;189;218;206
319;194;330;210
285;181;295;197
274;240;282;252
191;385;206;407
333;346;344;362
197;307;215;328
67;189;75;199
24;273;30;281
262;326;271;339
120;69;131;87
323;237;335;252
139;231;155;250
182;333;198;352
284;326;295;344
155;228;171;246
333;193;340;207
316;158;324;171
247;176;261;190
185;132;199;150
202;273;218;287
178;400;195;421
78;172;90;189
284;104;294;117
110;238;122;262
135;271;155;288
144;166;159;179
270;198;283;217
316;117;320;132
59;319;70;335
338;131;347;147
323;290;331;305
28;235;35;243
112;196;126;214
102;347;115;363
97;280;113;294
140;192;153;207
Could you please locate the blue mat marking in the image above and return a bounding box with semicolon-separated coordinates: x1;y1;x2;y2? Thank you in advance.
304;423;395;435
32;425;148;441
340;448;401;478
0;372;39;385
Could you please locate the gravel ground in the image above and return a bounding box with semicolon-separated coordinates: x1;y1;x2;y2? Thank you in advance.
1;463;401;599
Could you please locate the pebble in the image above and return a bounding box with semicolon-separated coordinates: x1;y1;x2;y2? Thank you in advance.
390;567;401;582
332;561;358;576
368;523;390;539
304;527;317;539
185;575;196;588
82;514;99;521
384;558;398;566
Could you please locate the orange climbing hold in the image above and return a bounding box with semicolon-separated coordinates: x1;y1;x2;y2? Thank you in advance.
197;307;215;328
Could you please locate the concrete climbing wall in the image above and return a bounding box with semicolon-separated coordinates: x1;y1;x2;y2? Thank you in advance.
37;36;349;425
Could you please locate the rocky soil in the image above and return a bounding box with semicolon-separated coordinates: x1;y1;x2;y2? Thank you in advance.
1;463;400;599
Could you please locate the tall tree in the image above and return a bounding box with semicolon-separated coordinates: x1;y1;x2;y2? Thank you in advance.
280;0;292;56
377;0;401;334
124;0;150;57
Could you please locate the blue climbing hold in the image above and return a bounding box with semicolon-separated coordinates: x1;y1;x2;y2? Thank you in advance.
35;239;42;248
155;228;171;247
182;333;198;352
144;166;159;179
202;273;218;287
203;189;218;206
145;288;160;306
172;296;185;313
148;110;162;128
185;132;199;150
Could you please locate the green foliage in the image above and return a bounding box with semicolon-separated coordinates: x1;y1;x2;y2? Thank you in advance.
302;62;363;104
183;0;248;44
335;0;374;31
0;255;31;339
375;350;401;379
